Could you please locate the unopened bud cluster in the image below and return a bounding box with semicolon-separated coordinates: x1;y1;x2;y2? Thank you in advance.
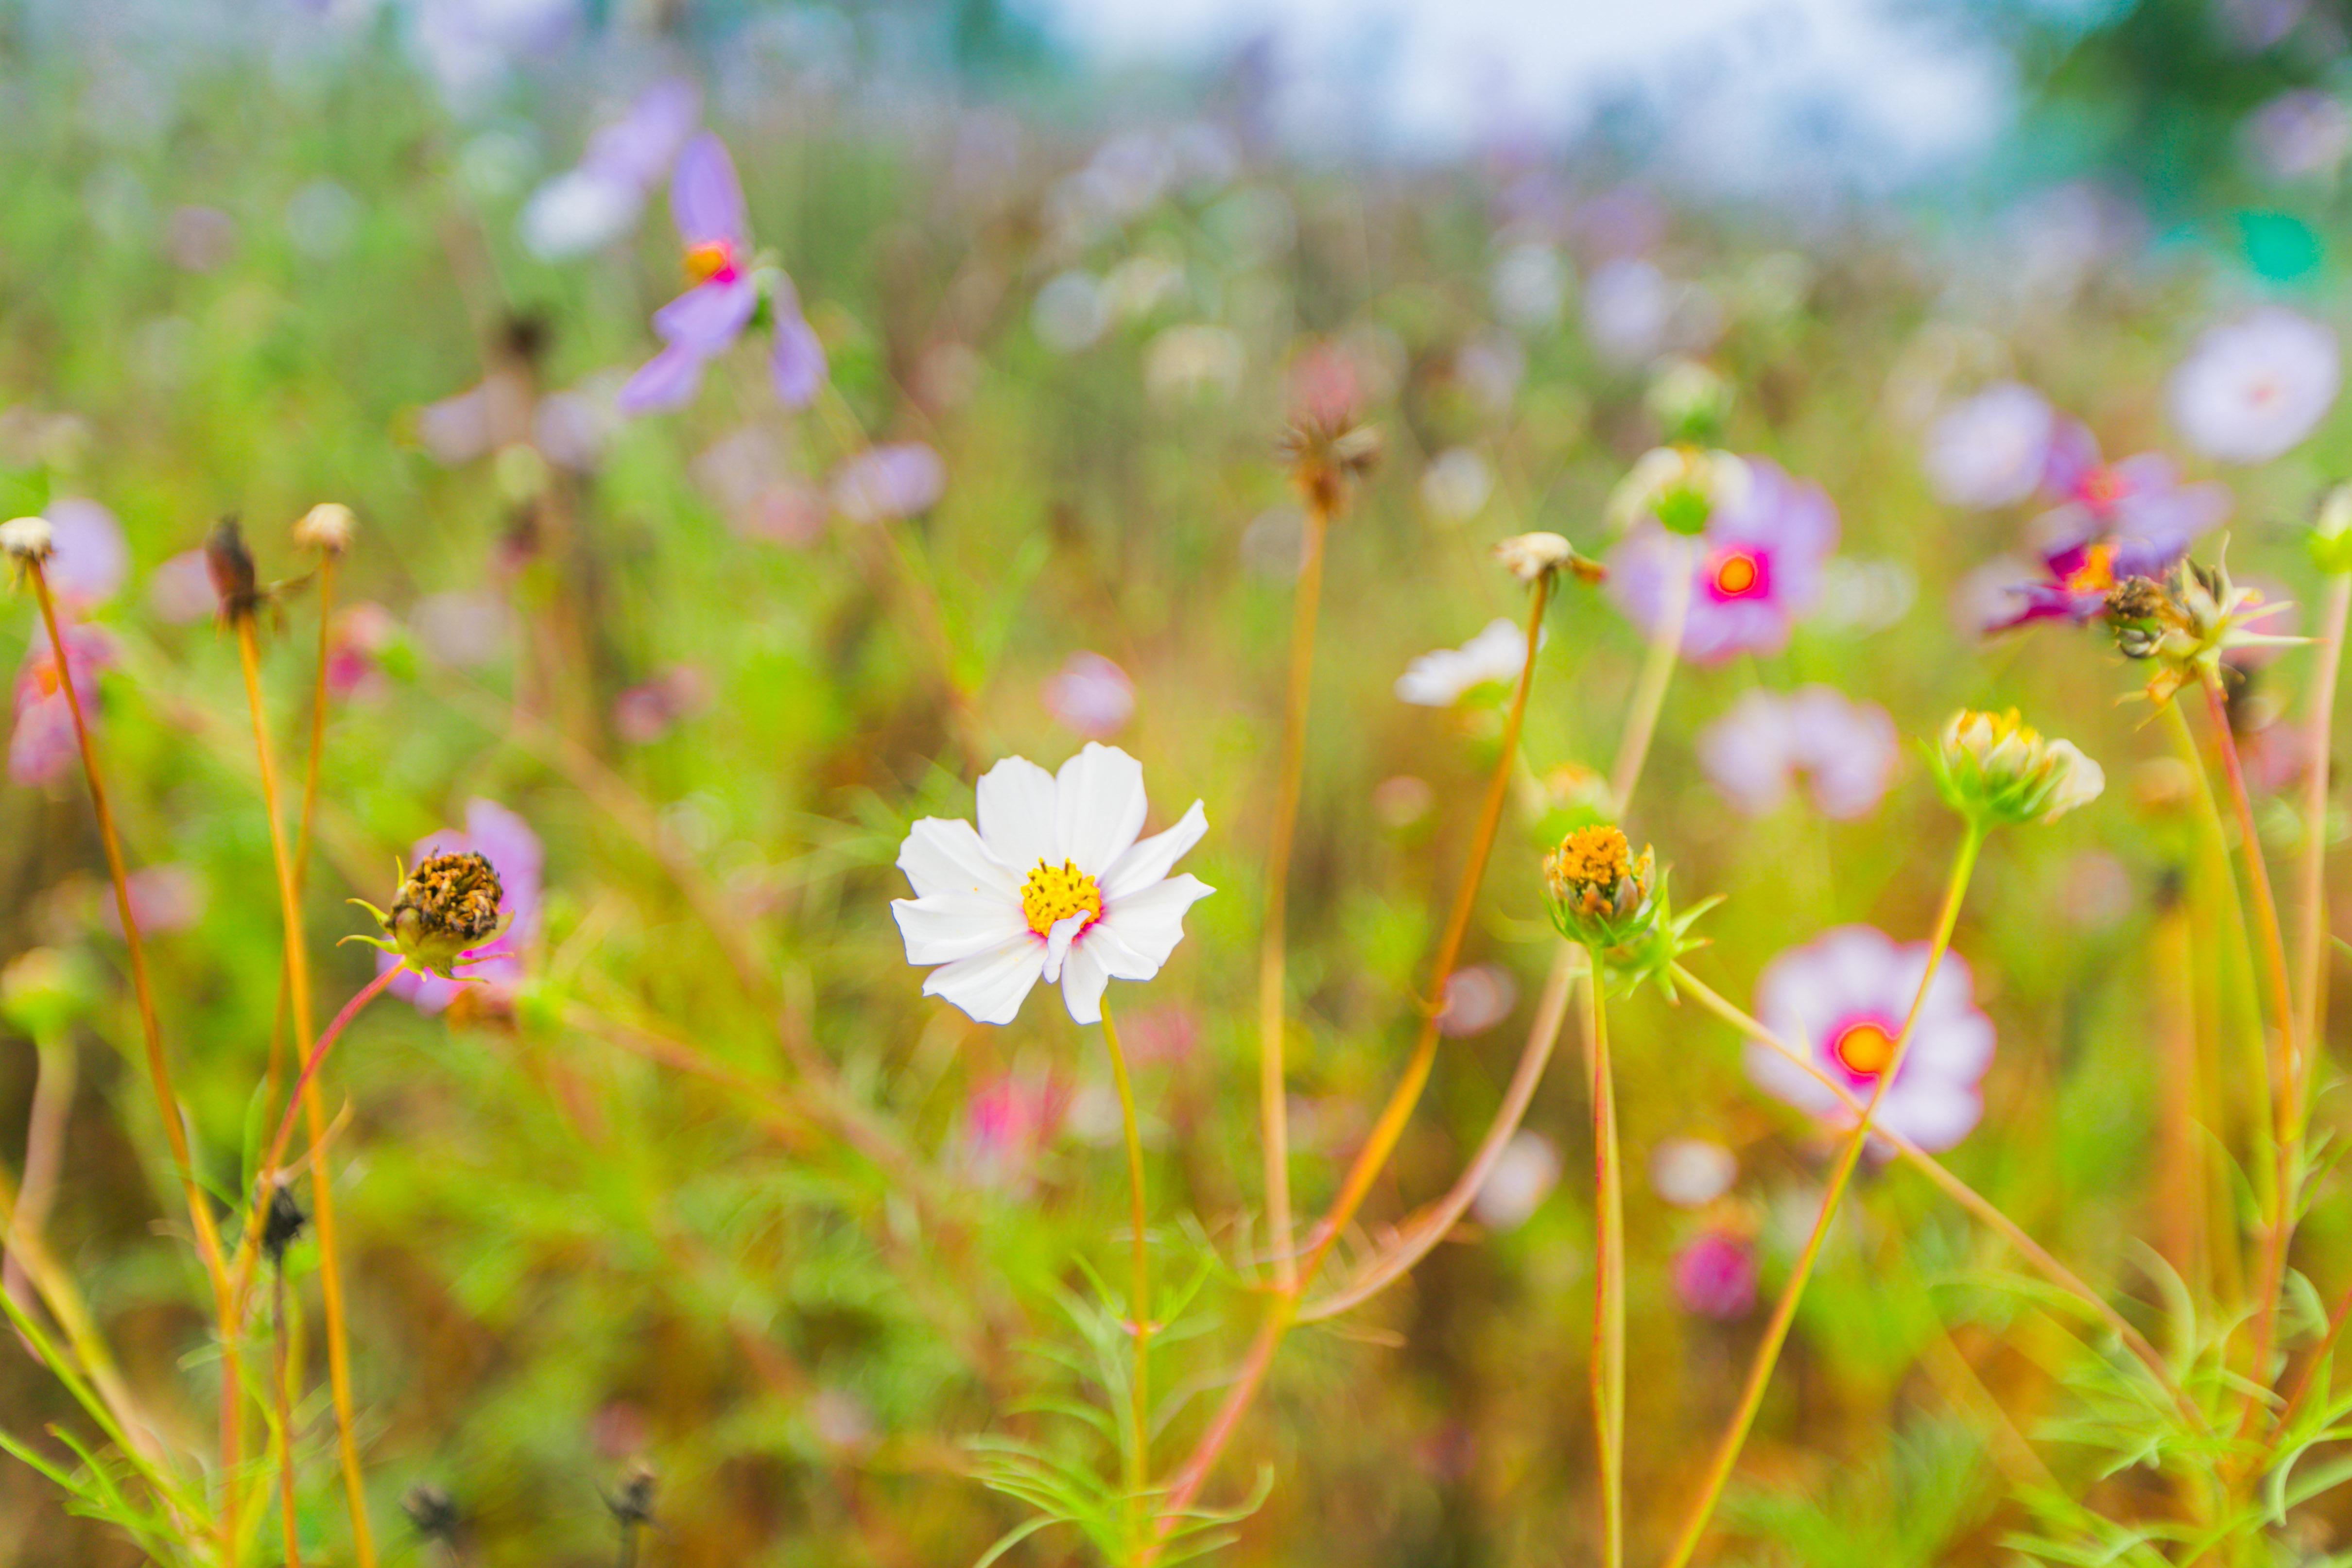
1930;709;2104;828
2102;552;2298;707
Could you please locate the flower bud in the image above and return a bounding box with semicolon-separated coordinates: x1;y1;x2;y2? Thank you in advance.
1606;446;1750;537
1645;358;1733;445
0;515;55;565
2314;482;2352;575
347;851;506;981
294;502;356;555
205;517;261;620
1493;531;1605;587
1;948;95;1040
1930;709;2105;827
1544;826;1658;948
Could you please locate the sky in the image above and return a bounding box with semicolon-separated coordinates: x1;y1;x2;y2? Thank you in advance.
1014;0;2024;192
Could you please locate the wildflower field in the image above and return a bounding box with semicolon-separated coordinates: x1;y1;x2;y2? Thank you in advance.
14;2;2352;1564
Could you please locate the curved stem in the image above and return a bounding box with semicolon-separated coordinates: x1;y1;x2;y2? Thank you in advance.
1297;947;1579;1323
1588;948;1624;1568
4;1034;76;1322
235;615;376;1568
1100;1000;1153;1546
1608;540;1690;813
28;563;236;1559
2203;677;2299;1416
255;966;401;1188
2268;1281;2352;1455
1670;964;2200;1429
1257;502;1329;1291
1154;575;1551;1533
1664;823;1982;1568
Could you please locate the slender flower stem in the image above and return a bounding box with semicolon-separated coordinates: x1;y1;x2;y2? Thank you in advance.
256;967;401;1188
2291;576;2348;1133
1670;965;2201;1429
1153;574;1552;1535
1100;1001;1153;1546
1587;947;1625;1568
0;1164;165;1467
1257;501;1329;1291
28;561;238;1560
1608;539;1691;812
234;615;376;1568
268;554;340;1112
4;1033;76;1321
1664;822;1983;1568
2203;676;2300;1413
273;1268;305;1568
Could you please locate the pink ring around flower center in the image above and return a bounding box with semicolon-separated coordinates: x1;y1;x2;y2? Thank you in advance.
1828;1013;1901;1080
1703;545;1770;603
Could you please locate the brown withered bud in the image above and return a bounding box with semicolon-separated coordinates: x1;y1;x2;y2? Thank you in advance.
608;1463;657;1526
1278;420;1382;517
392;852;505;950
401;1483;461;1542
259;1180;308;1267
205;517;262;621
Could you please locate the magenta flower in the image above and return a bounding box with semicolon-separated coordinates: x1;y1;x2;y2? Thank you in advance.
1672;1231;1758;1320
1042;651;1135;739
324;603;398;701
1743;924;1995;1153
1697;686;1898;820
617;134;827;416
830;443;946;523
1606;456;1838;663
960;1072;1063;1191
10;620;111;787
381;799;542;1014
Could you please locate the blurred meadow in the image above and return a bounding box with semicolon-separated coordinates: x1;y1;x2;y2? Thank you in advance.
9;1;2352;1564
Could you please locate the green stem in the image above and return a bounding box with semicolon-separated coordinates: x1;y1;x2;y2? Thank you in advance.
1588;947;1624;1568
1663;822;1982;1568
1101;999;1153;1543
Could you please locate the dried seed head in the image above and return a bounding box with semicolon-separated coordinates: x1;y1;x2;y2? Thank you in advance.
1493;531;1605;588
401;1484;461;1541
294;502;356;555
260;1180;309;1266
205;518;261;620
608;1464;657;1525
350;851;507;982
1278;419;1382;517
0;516;54;565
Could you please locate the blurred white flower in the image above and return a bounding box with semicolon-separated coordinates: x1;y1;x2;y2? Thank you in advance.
42;499;126;609
1582;258;1670;365
1649;1138;1737;1208
1455;331;1525;415
2170;308;2340;464
1105;254;1184;320
1418;448;1493;525
1395;618;1539;706
520;168;641;261
1033;270;1109;353
1436;963;1518;1037
2244;89;2352;181
1471;1131;1560;1232
1924;382;2054;508
1698;686;1899;820
1144;325;1244;403
1491;242;1568;332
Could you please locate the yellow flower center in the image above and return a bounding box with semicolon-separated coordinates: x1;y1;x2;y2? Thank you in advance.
685;239;740;285
1833;1019;1897;1077
1551;826;1630;891
2061;543;2117;596
1020;859;1103;937
1710;549;1760;596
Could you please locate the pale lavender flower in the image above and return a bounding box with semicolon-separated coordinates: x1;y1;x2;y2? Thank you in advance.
147;549;214;625
1924;383;2054;509
2169;308;2340;464
1649;1138;1737;1208
1471;1131;1560;1232
382;799;542;1014
1744;924;1995;1153
1698;686;1898;820
1607;456;1838;664
1672;1231;1758;1320
166;206;236;272
42;499;126;608
617;134;826;416
1042;651;1134;739
520;78;699;261
1435;963;1518;1037
830;443;945;523
2244;89;2352;181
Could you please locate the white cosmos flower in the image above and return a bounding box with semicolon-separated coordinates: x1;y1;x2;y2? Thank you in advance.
2169;308;2340;464
1395;618;1541;706
891;743;1213;1026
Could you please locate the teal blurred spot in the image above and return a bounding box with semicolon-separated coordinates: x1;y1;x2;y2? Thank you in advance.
2236;210;2323;281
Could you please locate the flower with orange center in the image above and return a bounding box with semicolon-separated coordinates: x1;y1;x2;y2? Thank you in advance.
684;238;741;285
1829;1017;1897;1077
1704;545;1767;602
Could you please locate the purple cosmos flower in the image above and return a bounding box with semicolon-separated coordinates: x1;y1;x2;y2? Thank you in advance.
2244;89;2352;181
520;78;700;261
381;799;542;1014
1042;651;1135;739
830;443;946;523
42;499;126;610
2170;308;2340;465
617;134;827;416
1672;1231;1758;1320
10;621;111;787
1924;383;2055;509
1697;686;1898;820
1607;456;1838;664
1743;924;1995;1153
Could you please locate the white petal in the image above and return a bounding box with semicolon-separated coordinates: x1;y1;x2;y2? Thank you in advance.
1879;1081;1982;1152
922;936;1045;1026
1060;943;1111;1024
892;892;1026;965
1101;800;1208;901
1041;912;1088;982
1079;920;1160;981
898;816;1018;899
1742;1038;1842;1116
1096;874;1213;971
1054;743;1148;874
975;755;1058;872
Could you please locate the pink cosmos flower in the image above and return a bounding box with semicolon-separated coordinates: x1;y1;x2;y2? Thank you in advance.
960;1072;1063;1190
381;799;542;1014
10;621;111;787
1697;686;1898;820
1672;1231;1758;1320
617;134;826;415
1042;651;1135;739
1606;456;1838;663
830;443;946;523
1743;924;1995;1153
2169;308;2340;465
104;865;207;936
1435;963;1518;1037
324;603;399;701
